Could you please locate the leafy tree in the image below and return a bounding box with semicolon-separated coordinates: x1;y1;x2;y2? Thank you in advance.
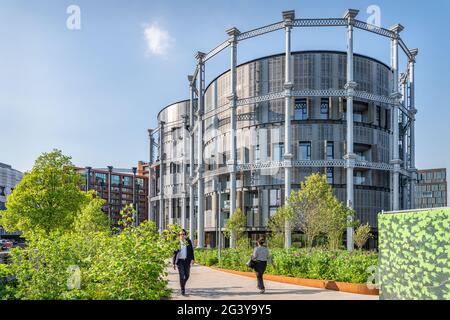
353;223;372;250
74;193;110;234
224;208;247;248
289;173;352;249
325;199;355;251
267;206;292;249
288;174;330;247
0;149;87;237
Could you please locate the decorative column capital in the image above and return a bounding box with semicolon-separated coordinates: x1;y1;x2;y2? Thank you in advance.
195;51;206;63
343;9;359;24
227;94;237;102
390;92;403;103
409;48;419;63
344;154;356;168
345;81;357;95
107;166;113;173
226;27;241;43
284;82;294;90
389;24;404;38
282;10;295;27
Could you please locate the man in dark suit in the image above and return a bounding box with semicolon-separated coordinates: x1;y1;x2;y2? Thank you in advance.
172;229;195;296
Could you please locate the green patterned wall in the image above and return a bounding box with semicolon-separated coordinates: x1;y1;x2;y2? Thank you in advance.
378;208;450;300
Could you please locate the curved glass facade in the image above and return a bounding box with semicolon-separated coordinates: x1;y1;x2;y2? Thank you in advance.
152;51;406;246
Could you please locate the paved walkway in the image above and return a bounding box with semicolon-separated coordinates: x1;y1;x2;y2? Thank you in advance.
167;264;378;300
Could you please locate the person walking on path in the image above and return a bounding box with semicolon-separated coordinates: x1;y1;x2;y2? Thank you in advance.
251;238;271;294
173;229;195;296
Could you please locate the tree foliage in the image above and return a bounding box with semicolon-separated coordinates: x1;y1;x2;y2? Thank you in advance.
224;208;248;248
287;173;352;249
0;149;87;236
353;223;372;250
267;206;292;249
74;193;110;235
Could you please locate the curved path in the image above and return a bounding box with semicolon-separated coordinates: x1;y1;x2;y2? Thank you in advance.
167;264;378;300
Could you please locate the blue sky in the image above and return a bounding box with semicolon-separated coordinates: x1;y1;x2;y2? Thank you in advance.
1;0;449;195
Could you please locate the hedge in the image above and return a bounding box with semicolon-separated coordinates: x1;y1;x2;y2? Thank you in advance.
378;208;450;300
196;248;377;284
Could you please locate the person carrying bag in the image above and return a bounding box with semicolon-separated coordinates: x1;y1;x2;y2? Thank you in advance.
249;238;271;294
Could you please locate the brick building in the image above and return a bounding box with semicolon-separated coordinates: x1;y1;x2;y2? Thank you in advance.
78;167;148;226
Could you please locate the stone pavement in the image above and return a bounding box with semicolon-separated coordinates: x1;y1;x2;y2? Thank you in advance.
167;264;378;300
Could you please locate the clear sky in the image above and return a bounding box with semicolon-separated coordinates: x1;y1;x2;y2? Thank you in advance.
1;0;449;195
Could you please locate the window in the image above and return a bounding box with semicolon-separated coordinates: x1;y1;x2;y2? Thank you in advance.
354;171;365;185
294;98;308;120
95;173;106;184
354;111;363;122
299;142;311;160
273;143;284;161
356;151;366;161
111;175;120;185
0;186;5;196
269;189;281;206
136;178;144;188
255;145;260;162
123;176;132;187
376;106;381;125
327;142;334;160
320;98;329;120
326;168;334;184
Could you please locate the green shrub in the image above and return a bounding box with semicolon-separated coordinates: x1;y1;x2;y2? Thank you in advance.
195;247;378;284
6;221;178;300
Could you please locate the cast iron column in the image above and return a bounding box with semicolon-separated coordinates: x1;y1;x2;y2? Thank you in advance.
283;10;295;249
344;9;359;252
181;114;188;229
148;129;155;222
188;75;196;239
408;49;418;209
389;24;404;211
226;27;240;249
196;52;206;249
158;121;165;234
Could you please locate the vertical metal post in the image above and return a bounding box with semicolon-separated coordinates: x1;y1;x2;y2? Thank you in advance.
132;167;138;226
85;166;92;192
188;75;196;239
181;115;188;229
159;121;165;234
282;10;295;249
226;27;240;249
148;129;155;222
344;9;359;252
196;52;206;249
409;49;418;209
107;166;113;224
218;184;222;262
389;24;404;212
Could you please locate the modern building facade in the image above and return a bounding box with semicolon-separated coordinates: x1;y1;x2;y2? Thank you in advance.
415;168;447;208
0;163;23;236
148;9;419;248
78;167;148;227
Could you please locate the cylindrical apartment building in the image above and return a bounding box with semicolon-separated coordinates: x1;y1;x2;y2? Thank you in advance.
148;10;418;249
